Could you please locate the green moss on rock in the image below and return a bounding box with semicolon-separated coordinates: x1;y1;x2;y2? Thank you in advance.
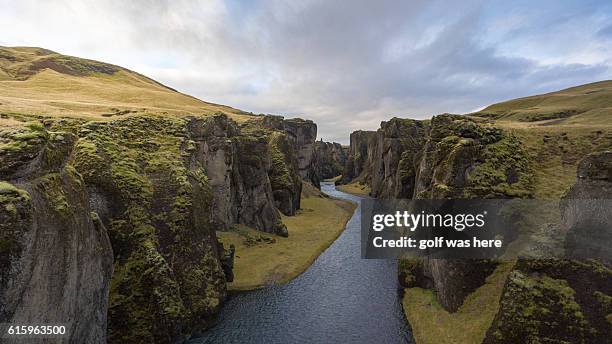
0;181;32;288
70;115;226;343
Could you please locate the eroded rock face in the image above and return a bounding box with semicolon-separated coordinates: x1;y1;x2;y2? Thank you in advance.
267;131;302;217
340;130;376;184
189;116;288;235
484;259;611;344
369;118;428;199
561;151;612;262
0;113;305;344
484;152;612;344
314;141;347;180
345;115;533;312
71;116;227;343
0;124;113;344
283;118;320;188
413;114;533;199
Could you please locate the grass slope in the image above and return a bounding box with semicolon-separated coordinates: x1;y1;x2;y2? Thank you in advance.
217;183;356;291
403;262;516;344
0;46;252;123
336;181;371;197
468;80;612;198
473;80;612;124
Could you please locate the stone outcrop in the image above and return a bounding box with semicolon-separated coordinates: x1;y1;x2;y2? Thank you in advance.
189;116;288;235
369;118;428;198
0;123;113;344
339;130;376;184
283;118;320;188
267;131;302;217
0;113;309;343
484;151;612;343
345;114;534;311
314;140;347;180
561;151;612;262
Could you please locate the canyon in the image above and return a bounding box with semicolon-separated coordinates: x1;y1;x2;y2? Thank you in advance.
1;47;611;344
337;86;612;342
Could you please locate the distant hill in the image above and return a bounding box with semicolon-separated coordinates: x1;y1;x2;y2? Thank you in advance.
0;46;252;122
472;80;612;125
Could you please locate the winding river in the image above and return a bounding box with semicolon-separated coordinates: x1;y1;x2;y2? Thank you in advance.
189;182;414;344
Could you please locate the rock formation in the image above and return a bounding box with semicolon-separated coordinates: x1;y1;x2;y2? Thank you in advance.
0;123;113;344
283;118;320;188
314;140;347;180
0;113;311;343
344;114;534;311
561;151;612;263
484;151;612;344
369;118;428;198
339;130;376;185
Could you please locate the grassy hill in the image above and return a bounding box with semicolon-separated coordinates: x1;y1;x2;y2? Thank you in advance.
469;81;612;198
0;46;253;125
472;80;612;125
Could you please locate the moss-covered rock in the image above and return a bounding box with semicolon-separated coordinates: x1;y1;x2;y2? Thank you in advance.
485;259;611;344
315;140;347;180
1;121;114;343
268;131;302;216
414;114;534;199
0;181;32;290
69;115;227;343
370;118;429;198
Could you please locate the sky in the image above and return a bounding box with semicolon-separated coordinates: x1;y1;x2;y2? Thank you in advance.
1;0;612;143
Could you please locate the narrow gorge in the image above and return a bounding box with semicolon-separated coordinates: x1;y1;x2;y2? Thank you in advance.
337;108;612;343
1;47;611;344
0;52;351;343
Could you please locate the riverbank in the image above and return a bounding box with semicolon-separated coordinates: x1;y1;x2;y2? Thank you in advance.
336;181;371;197
217;182;357;291
402;261;515;344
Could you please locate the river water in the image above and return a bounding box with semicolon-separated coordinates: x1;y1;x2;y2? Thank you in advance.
189;182;413;344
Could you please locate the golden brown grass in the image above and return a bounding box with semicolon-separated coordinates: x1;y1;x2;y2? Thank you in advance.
0;46;253;123
216;187;356;291
474;80;612;124
496;123;612;198
403;261;515;344
336;181;371;197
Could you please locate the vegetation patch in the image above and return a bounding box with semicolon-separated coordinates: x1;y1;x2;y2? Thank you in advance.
69;115;226;343
336;181;371;197
217;185;356;290
402;261;515;344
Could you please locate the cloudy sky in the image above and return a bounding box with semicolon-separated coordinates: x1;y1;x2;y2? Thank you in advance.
1;0;612;143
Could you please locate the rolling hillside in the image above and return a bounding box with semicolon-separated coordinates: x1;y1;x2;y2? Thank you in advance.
0;46;253;124
472;80;612;125
470;81;612;198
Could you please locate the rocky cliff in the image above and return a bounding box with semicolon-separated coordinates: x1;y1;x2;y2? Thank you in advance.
314;140;347;180
282;118;320;188
343;112;611;339
0;122;113;343
0;112;309;343
484;151;612;343
368;118;428;198
344;114;534;311
339;130;377;184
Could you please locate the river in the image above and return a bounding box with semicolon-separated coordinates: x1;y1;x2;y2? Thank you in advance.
189;181;414;344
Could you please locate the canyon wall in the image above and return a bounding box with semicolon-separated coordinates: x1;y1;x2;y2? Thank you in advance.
314;140;347;180
283;118;320;188
484;151;612;344
339;130;377;184
343;114;534;310
343;114;611;340
0;123;113;343
0;113;310;343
